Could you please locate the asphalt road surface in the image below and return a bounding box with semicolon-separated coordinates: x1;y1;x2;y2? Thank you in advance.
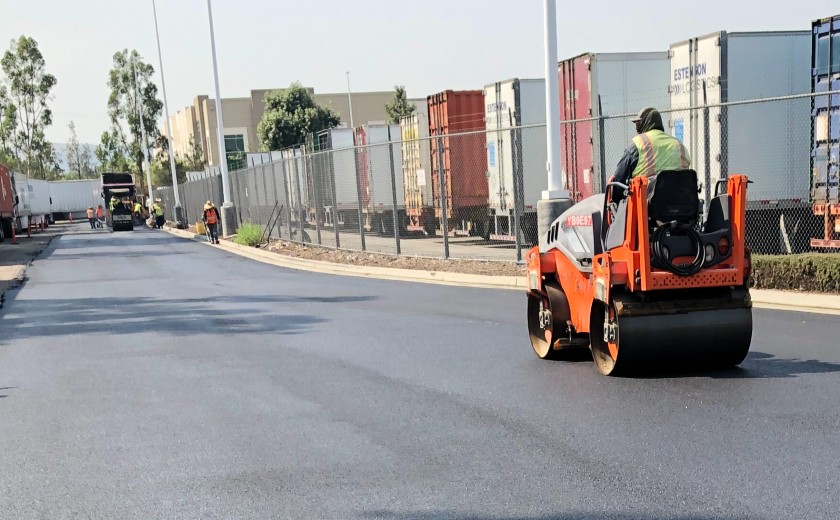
1;224;838;520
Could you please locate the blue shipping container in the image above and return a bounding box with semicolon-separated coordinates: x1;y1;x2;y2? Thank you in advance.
811;14;840;203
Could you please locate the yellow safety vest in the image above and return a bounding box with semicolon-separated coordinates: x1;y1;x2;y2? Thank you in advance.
153;204;164;217
631;129;691;178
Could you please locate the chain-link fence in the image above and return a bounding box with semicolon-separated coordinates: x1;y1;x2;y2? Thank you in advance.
157;90;839;261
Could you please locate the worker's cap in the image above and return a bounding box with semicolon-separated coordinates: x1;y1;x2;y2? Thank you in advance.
206;200;212;205
631;107;656;123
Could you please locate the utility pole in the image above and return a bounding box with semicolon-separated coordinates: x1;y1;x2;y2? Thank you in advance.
152;0;185;228
536;0;572;244
346;71;355;130
206;0;237;236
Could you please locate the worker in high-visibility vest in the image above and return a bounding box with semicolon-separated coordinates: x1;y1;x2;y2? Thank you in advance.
133;200;143;221
151;199;165;229
86;207;96;230
613;107;691;187
202;200;221;244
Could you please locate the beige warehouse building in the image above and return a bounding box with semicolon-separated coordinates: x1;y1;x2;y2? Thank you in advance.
162;88;398;167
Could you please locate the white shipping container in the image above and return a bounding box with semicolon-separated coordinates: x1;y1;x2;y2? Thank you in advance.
484;78;546;217
668;31;811;207
324;128;359;209
12;173;31;219
48;179;102;214
358;124;404;209
27;179;51;215
401;107;433;232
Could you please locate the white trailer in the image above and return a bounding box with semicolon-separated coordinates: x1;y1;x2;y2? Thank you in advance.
48;179;101;220
314;127;359;229
26;179;51;227
484;78;546;243
355;123;404;235
668;30;812;253
401;107;434;234
12;173;31;231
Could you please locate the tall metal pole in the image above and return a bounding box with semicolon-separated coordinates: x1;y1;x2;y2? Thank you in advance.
152;0;184;228
346;71;355;129
206;0;237;236
536;0;572;242
133;57;153;211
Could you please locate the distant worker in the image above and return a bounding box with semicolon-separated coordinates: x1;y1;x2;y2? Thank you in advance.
95;205;104;228
109;195;120;211
202;200;221;244
613;107;691;189
152;198;165;229
133;200;143;221
86;207;96;230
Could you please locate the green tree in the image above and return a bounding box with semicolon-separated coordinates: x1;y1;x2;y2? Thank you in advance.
95;129;131;173
64;121;96;179
384;85;415;124
105;49;163;192
1;35;57;179
151;150;187;187
0;85;17;162
257;82;340;150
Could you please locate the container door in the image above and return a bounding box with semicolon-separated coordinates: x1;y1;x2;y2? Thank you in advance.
484;83;505;212
559;56;594;201
669;33;723;207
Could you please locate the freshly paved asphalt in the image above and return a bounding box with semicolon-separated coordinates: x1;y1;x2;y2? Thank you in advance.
0;224;838;520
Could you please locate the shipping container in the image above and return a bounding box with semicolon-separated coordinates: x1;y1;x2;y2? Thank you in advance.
484;78;545;244
669;30;812;253
311;127;359;229
27;179;51;226
12;172;31;230
810;14;840;248
559;52;670;201
354;123;404;235
0;164;16;241
427;90;488;236
48;179;101;220
400;106;434;234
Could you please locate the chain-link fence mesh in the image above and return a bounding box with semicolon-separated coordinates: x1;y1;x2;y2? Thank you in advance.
157;90;839;261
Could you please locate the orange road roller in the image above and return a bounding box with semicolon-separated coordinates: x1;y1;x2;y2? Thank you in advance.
526;170;753;376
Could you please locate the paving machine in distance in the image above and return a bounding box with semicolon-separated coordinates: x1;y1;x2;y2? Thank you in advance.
526;169;753;376
101;172;136;232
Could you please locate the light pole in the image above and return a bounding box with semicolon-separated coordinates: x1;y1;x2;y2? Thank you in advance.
536;0;572;244
345;71;355;130
133;56;154;212
152;0;185;228
206;0;236;236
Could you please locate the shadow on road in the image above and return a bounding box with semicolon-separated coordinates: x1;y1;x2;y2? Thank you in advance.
361;512;759;520
626;351;840;380
0;294;376;343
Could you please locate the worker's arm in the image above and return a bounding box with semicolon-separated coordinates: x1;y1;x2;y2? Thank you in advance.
613;145;639;186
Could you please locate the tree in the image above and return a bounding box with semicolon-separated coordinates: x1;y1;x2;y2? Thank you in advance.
257;82;340;150
64;121;96;179
183;120;205;171
385;85;415;124
0;85;17;162
1;35;57;179
95;129;131;173
105;49;163;192
151;150;187;187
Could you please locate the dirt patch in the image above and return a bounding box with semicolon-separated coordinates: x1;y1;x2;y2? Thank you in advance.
264;240;526;277
183;223;526;277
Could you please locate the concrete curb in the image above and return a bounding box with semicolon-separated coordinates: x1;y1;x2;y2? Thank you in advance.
163;227;840;315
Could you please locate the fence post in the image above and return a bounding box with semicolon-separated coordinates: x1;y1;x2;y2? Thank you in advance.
354;136;366;251
436;131;450;259
510;111;523;264
279;156;293;240
387;126;401;255
329;144;341;249
308;150;322;245
702;80;711;219
293;148;305;242
597;95;607;194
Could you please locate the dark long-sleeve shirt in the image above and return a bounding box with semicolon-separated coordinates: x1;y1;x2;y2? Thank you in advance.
614;144;640;186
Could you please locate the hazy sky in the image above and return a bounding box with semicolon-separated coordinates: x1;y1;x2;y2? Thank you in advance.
1;0;837;144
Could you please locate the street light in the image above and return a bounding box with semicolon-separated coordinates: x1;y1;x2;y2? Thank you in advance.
346;71;355;130
206;0;236;236
152;0;185;228
132;56;154;210
537;0;572;241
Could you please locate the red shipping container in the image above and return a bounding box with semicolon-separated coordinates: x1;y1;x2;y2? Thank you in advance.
558;56;594;202
0;163;16;240
427;90;488;234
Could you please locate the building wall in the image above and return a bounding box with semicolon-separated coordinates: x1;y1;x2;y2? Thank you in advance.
164;89;399;167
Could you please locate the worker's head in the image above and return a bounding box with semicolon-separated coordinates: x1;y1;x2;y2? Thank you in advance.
631;107;664;134
204;201;215;210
